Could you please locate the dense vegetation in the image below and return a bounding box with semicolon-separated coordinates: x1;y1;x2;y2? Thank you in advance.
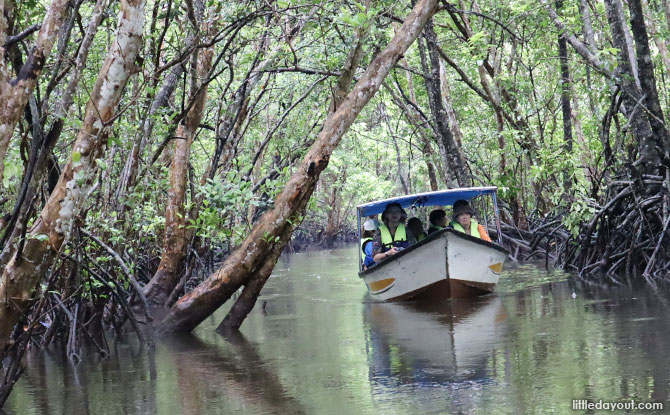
1;0;669;405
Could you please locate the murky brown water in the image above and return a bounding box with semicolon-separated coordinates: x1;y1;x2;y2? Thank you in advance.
3;246;670;414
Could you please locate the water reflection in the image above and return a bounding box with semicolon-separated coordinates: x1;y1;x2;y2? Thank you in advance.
364;296;508;413
164;333;304;415
365;296;506;384
6;339;156;415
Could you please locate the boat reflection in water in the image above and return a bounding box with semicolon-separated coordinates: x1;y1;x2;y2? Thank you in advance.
364;295;507;391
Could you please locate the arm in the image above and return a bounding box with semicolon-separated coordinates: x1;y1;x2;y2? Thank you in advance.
373;250;393;262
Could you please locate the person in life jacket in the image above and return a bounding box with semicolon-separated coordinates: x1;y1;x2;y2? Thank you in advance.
372;202;415;262
407;217;427;242
427;209;447;235
361;219;379;270
449;200;492;242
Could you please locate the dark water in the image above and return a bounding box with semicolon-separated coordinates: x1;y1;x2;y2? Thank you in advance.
4;246;670;414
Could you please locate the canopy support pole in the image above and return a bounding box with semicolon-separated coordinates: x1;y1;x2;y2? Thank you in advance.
492;192;503;245
482;197;489;237
357;208;362;271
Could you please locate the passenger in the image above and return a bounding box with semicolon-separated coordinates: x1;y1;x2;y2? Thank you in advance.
367;214;381;229
449;200;492;242
407;217;427;242
361;219;379;270
427;209;447;235
373;203;415;262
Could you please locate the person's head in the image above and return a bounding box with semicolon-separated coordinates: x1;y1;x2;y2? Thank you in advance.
452;199;474;227
362;218;378;238
382;203;406;225
407;217;424;235
429;209;447;227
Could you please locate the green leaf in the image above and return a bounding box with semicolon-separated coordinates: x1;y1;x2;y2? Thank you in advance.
74;170;87;185
107;136;122;147
95;159;107;170
72;152;81;163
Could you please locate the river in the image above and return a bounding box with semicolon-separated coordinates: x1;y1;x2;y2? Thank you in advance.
3;245;669;414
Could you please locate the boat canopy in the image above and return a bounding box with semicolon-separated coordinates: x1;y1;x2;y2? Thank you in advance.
356;186;498;217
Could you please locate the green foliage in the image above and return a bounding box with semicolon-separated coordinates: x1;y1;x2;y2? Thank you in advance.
563;196;596;237
185;177;259;245
2;150;22;189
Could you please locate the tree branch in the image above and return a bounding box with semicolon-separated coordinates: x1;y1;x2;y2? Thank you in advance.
3;24;41;48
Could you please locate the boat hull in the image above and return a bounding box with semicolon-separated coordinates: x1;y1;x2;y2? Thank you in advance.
359;228;508;301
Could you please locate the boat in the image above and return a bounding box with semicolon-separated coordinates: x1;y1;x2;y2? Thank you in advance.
357;186;508;301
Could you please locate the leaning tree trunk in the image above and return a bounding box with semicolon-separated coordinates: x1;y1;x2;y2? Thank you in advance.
0;0;70;188
143;23;216;305
159;0;440;334
0;0;145;354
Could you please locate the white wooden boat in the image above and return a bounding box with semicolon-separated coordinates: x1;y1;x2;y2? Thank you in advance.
357;187;508;301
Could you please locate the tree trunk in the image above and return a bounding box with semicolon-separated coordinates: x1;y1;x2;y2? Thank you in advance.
604;0;660;174
627;0;670;152
0;0;70;188
323;177;341;246
640;0;670;114
579;0;598;52
0;0;146;353
0;0;106;267
398;49;439;190
571;89;592;181
418;21;469;187
159;0;440;334
617;0;641;88
439;60;464;149
143;18;216;305
557;0;573;191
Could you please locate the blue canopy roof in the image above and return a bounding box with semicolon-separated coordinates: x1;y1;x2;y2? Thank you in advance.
356;186;498;217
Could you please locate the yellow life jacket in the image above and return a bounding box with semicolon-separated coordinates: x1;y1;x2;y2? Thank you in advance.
379;223;407;250
451;218;481;238
360;237;373;258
